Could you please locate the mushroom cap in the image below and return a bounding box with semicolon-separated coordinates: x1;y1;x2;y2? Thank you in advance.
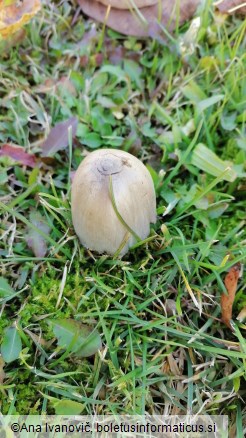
97;0;158;9
71;148;156;256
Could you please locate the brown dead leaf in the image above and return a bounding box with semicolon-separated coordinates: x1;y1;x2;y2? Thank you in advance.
26;211;51;258
221;263;241;329
215;0;246;15
0;143;37;167
40;117;78;157
0;0;41;39
77;0;200;37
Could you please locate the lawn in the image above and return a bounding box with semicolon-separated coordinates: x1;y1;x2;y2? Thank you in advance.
0;0;245;435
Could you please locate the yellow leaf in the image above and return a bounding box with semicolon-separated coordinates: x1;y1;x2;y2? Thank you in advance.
0;0;41;39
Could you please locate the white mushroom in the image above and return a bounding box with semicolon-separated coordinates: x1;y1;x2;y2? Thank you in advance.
71;148;156;256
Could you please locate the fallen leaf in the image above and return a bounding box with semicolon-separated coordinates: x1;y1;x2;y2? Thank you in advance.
49;318;102;358
77;0;200;37
221;263;241;328
215;0;246;15
41;117;78;157
0;278;24;304
0;325;22;363
0;277;15;298
0;143;37;167
26;211;51;257
52;399;84;415
0;0;41;39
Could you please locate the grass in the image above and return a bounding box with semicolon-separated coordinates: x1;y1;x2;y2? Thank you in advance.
0;0;246;433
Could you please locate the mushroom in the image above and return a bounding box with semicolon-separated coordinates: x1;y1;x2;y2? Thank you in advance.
71;148;156;256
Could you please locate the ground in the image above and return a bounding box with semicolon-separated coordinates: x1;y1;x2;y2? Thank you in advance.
0;0;245;435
